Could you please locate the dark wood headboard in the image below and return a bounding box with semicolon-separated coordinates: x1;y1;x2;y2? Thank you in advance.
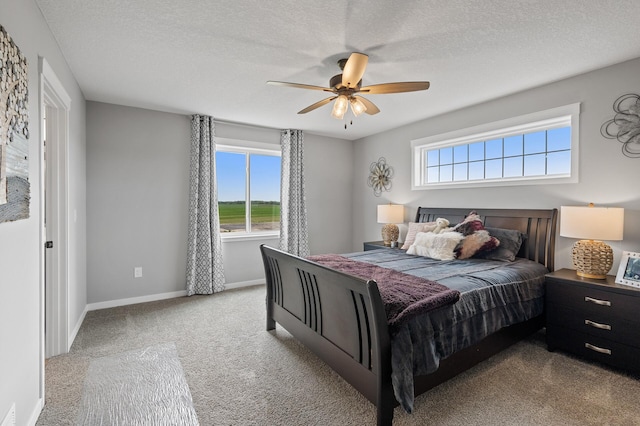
414;207;558;272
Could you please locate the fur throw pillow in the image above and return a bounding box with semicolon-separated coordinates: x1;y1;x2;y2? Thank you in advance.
401;221;437;249
451;212;500;259
407;231;464;260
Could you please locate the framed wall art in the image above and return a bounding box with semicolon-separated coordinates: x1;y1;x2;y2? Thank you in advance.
615;251;640;289
0;24;30;223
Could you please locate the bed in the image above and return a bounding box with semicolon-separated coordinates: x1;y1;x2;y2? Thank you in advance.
260;207;557;425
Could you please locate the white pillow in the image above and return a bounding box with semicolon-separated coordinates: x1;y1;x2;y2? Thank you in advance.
401;222;437;249
406;231;464;260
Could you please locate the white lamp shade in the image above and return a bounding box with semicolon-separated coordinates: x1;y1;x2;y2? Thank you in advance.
377;204;404;224
560;205;624;241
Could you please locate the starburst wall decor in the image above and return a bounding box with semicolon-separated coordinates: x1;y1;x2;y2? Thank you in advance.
367;157;393;197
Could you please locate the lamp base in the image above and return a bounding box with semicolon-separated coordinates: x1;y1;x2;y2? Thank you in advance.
381;223;399;247
572;239;613;280
576;271;607;280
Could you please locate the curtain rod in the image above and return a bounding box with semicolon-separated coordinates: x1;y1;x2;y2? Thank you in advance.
189;115;301;133
213;118;281;132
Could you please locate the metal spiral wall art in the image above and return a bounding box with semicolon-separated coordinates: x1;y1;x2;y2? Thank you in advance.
367;157;393;197
600;93;640;158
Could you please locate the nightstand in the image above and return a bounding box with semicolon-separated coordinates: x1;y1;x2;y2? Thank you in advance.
546;268;640;373
363;241;403;251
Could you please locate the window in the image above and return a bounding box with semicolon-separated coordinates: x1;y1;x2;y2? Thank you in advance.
216;139;281;235
411;103;580;189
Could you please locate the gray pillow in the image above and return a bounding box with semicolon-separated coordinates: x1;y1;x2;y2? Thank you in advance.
474;227;527;261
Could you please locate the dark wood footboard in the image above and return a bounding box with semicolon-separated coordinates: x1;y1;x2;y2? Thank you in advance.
261;207;557;425
261;245;395;425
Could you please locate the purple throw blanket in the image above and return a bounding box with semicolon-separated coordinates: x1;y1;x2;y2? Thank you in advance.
308;254;460;331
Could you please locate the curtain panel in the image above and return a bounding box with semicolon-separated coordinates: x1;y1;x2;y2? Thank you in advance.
186;115;225;295
279;129;310;257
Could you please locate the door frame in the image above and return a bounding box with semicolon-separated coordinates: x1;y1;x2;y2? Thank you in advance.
39;57;71;399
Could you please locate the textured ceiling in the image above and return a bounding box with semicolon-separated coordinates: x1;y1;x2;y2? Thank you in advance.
36;0;640;141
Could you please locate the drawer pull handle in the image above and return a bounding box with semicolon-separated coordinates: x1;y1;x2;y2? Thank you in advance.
584;296;611;307
585;319;612;330
585;343;612;355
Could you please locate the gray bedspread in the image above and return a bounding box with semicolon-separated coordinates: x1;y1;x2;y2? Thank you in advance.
343;249;548;413
308;254;460;330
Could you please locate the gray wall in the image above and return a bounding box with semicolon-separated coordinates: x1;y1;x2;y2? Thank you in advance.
0;0;87;424
353;57;640;272
86;103;191;303
86;103;353;303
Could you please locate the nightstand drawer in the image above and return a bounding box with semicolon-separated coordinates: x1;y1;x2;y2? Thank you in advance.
547;326;640;374
546;281;640;325
547;302;640;348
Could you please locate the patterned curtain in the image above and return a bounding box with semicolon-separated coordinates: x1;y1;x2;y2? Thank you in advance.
186;115;225;295
279;129;310;257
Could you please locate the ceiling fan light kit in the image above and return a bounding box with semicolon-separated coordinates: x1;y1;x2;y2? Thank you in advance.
267;52;430;123
331;95;349;119
350;97;367;116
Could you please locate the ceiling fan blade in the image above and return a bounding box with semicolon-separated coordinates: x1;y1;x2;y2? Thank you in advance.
341;53;368;88
360;81;430;94
267;81;335;93
355;96;380;115
297;96;337;114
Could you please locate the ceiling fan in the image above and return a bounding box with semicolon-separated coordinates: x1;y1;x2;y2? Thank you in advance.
267;52;430;120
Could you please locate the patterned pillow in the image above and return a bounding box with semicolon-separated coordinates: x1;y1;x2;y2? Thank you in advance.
406;231;464;260
455;229;497;259
451;212;500;259
401;221;437;249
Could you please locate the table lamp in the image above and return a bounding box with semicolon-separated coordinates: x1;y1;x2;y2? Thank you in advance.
560;204;624;279
377;204;404;247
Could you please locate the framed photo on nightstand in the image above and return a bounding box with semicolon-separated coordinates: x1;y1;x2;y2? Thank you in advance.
615;251;640;289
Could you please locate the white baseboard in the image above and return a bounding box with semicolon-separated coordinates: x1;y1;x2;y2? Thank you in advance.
87;290;188;311
86;281;266;312
68;305;88;350
27;398;43;426
225;279;265;290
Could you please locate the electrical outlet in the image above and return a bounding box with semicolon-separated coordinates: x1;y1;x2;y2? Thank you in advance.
134;267;143;278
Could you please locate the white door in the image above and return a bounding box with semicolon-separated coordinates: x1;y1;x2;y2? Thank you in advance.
40;58;70;368
43;104;59;358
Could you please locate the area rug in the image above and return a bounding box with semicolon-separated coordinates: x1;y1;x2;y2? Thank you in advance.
76;342;199;425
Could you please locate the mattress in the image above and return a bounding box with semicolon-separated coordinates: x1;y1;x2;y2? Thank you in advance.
343;249;549;412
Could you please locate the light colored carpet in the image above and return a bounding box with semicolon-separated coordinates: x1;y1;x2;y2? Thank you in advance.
77;342;198;425
37;285;640;425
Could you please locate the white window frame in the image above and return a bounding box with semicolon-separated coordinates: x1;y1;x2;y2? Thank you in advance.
216;137;281;241
411;103;580;190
